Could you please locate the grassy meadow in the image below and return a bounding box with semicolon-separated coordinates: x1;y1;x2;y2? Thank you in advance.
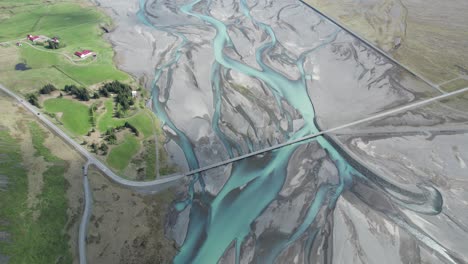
44;98;91;135
107;134;141;171
0;2;128;93
0;124;72;263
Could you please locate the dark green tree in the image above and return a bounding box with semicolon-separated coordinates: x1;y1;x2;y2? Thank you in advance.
105;129;117;144
100;81;134;113
100;143;108;153
39;84;57;94
98;86;109;97
64;84;78;93
90;143;98;153
47;40;59;49
26;93;40;107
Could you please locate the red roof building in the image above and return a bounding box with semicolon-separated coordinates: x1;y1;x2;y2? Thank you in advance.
74;50;92;58
27;34;40;41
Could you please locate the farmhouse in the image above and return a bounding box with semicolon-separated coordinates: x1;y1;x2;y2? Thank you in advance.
27;34;40;42
74;50;93;58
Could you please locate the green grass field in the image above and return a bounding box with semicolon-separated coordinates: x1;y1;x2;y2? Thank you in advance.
28;122;61;162
129;112;156;138
0;2;129;93
144;140;157;180
44;98;91;135
107;133;141;171
97;99;115;132
0;1;172;179
0;65;81;94
0;125;72;264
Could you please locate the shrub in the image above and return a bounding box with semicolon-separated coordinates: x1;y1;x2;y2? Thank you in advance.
26;93;40;107
39;84;57;94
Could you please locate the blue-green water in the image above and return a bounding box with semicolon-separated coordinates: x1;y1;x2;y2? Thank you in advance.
137;0;443;262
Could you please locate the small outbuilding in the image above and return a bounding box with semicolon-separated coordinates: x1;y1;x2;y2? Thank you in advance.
131;90;137;98
74;50;93;58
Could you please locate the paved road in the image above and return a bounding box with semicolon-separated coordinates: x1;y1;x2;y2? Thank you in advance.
79;161;92;264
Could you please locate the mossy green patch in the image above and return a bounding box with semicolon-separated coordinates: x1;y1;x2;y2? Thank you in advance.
44;98;91;135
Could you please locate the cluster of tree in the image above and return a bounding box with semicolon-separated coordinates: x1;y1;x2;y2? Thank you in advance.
64;84;90;101
89;142;108;155
47;40;59;49
90;142;99;153
103;121;140;144
100;143;109;155
115;105;126;118
99;81;134;112
39;84;57;94
89;104;98;127
26;93;40;107
104;128;117;144
46;37;65;49
124;122;139;136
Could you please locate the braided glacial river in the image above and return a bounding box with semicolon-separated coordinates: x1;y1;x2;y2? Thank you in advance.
129;0;461;263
